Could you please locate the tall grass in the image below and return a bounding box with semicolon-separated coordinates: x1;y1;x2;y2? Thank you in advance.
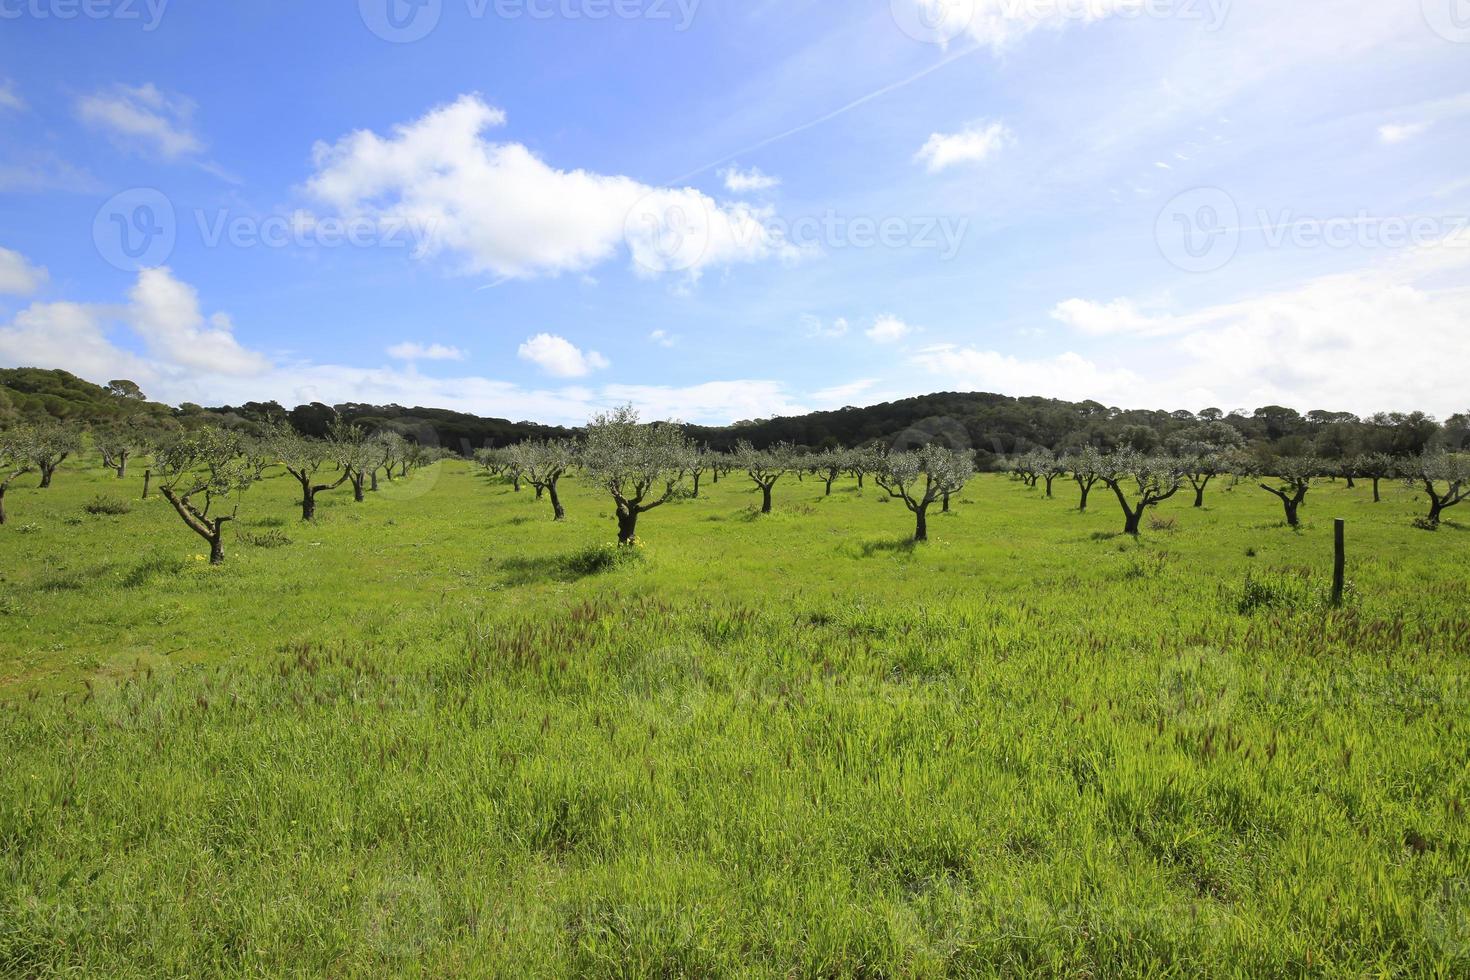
1;459;1468;975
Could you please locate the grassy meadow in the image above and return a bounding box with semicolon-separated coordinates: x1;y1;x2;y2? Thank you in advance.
3;456;1470;976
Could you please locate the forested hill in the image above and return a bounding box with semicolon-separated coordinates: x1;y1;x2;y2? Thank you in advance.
3;368;1465;461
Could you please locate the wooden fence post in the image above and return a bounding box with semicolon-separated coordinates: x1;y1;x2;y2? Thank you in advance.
1332;519;1346;606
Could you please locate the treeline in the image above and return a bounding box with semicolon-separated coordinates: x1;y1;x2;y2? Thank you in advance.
3;369;1466;464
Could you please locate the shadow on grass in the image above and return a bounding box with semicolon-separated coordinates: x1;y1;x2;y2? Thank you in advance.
853;536;918;558
496;544;643;586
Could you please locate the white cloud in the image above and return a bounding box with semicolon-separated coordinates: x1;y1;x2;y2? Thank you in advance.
914;121;1013;173
0;301;153;382
0;247;47;295
305;94;802;282
1378;122;1429;144
1043;231;1470;415
517;333;610;378
910;0;1209;51
387;342;466;361
720;165;780;193
127;267;271;376
867;314;913;343
648;329;678;348
912;344;1142;404
1050;297;1177;337
75;83;204;159
0;80;24;112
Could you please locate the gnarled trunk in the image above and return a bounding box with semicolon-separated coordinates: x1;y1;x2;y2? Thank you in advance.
142;469;152;500
914;505;930;542
1371;478;1381;503
761;484;773;514
617;509;639;545
549;482;565;521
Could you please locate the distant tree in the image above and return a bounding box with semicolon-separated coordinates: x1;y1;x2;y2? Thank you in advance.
846;445;881;489
1100;450;1183;535
581;405;694;545
105;379;147;401
154;428;254;564
0;425;37;525
874;445;974;542
1030;449;1067;498
94;421;149;479
30;422;80;489
1354;452;1397;503
1256;457;1319;527
1065;446;1105;512
1178;453;1227;508
735;440;794;514
1407;453;1470;526
328;420;376;503
270;425;348;521
686;446;710;498
521;439;578;520
813;448;847;496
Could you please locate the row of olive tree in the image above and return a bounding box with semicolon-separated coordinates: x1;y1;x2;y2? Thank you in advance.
1007;446;1469;532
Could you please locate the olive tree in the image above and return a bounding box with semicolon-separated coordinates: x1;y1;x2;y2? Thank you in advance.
581;405;694;545
1031;449;1066;498
1354;452;1397;503
846;445;881;489
1256;457;1319;527
1179;452;1227;508
95;422;148;479
521;438;578;520
0;425;37;526
734;440;794;514
369;431;408;490
1099;450;1183;535
873;445;974;542
686;446;710;499
1065;446;1105;512
813;448;848;496
1408;452;1470;526
329;421;376;503
30;421;80;489
270;425;348;521
155;428;254;564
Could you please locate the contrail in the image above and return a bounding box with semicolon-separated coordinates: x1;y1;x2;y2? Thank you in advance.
666;43;985;187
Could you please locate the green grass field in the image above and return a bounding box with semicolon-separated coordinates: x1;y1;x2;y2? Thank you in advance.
3;458;1470;976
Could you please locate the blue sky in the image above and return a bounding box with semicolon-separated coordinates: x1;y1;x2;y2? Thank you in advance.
1;0;1468;424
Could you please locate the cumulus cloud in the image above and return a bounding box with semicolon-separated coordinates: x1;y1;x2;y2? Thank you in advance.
517;333;610;378
867;315;914;343
387;342;466;361
914;121;1013;173
0;246;47;295
1041;231;1470;414
720;165;780;193
127;268;272;376
648;329;678;348
305;94;802;282
0;301;153;382
75;83;204;159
